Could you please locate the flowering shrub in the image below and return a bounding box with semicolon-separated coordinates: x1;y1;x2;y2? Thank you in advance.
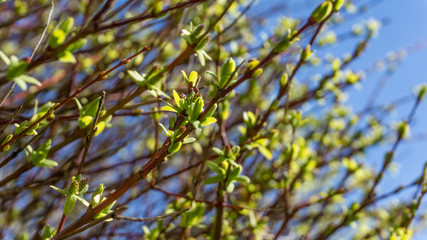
0;0;426;239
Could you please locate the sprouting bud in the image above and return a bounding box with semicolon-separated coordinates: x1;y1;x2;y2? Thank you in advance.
252;68;263;78
398;122;409;138
169;116;176;129
301;45;313;61
280;73;289;87
332;0;345;11
273;34;296;53
2;134;13;145
151;1;163;16
79;178;88;192
134;109;143;116
384;152;393;164
192;24;205;39
310;1;333;23
47;107;55;121
60;17;74;34
70;180;79;194
219;58;236;88
176;126;186;137
168;141;182;154
195;36;210;50
90;184;104;207
416;84;427;100
225;145;232;156
247;59;260;71
355;40;368;57
2;145;10;152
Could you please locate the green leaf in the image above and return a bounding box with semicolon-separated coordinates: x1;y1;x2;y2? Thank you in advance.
173;90;182;110
48;29;66;49
226;182;235;193
50;185;67;195
0;50;10;65
183;137;196;144
158;123;170;136
204;175;223;184
190;97;203;121
128;70;145;85
19;75;41;86
257;145;273;160
58;51;76;63
6;61;28;80
147;84;170;99
196;50;206;66
66;38;86;52
161;105;178;112
76;195;90;207
205;70;218;82
188;71;198;84
28;139;51;165
85;96;102;117
205;161;225;177
94;121;106;136
229;165;242;180
36;159;58;168
74;98;84;115
212;147;223;155
201;117;217;126
204;104;217;118
168;141;182;154
59;17;74;34
235;176;250;183
78;115;93;129
220;58;235;88
311;1;333;23
13;77;28;90
181;70;189;83
42;224;54;239
64;194;77;216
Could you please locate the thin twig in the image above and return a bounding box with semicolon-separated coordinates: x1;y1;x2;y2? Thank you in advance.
58;206;128;239
0;104;22;137
115;208;190;222
0;82;15;107
30;0;55;61
78;91;106;174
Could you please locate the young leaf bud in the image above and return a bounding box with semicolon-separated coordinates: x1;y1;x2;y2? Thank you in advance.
79;178;88;192
333;0;345;11
252;68;263;78
310;1;333;23
2;134;13;145
168;141;182;154
273;35;296;53
301;45;313;61
195;36;210;50
151;2;163;16
247;59;260;71
280;73;289;87
219;58;236;88
416;84;426;100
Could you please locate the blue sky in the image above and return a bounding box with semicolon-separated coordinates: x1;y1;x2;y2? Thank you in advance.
250;0;427;238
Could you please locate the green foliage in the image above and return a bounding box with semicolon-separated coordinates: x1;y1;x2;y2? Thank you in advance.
0;50;41;90
50;174;89;216
1;1;426;240
25;139;57;168
75;97;111;135
41;224;56;240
